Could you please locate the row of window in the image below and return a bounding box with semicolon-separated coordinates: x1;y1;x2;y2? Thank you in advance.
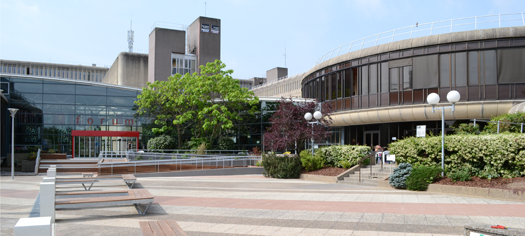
1;64;107;82
303;49;507;101
171;54;196;76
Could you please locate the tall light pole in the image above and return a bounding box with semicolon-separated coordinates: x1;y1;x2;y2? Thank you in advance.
8;108;19;180
304;111;323;156
426;91;460;177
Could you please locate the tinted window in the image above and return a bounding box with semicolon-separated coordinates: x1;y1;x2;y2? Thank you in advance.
468;51;479;85
12;82;42;93
75;105;107;115
76;95;106;106
403;66;412;90
390;68;399;92
43;83;75;94
76;85;106;95
43;104;75;114
107;106;136;116
369;64;377;94
381;62;389;93
106;88;138;97
361;66;368;95
455;52;467;87
484;50;497;85
43;94;75;104
440;54;450;87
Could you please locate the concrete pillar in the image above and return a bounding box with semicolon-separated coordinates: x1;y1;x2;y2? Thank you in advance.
40;182;55;223
14;217;52;236
42;177;55;183
49;165;56;169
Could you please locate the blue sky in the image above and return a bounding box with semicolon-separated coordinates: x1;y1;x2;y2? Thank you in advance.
1;0;523;80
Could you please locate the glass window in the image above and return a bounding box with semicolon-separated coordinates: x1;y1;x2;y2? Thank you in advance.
107;106;135;116
468;51;479;85
75;105;107;115
44;114;76;125
352;68;358;96
12;82;42;93
390;68;399;92
440;54;450;87
455;52;467;87
361;66;368;95
43;82;75;94
76;95;106;105
43;104;75;114
403;66;412;90
369;64;377;94
344;69;352;97
337;72;342;98
106;88;138;97
331;74;337;99
43;94;75;104
107;96;136;106
484;50;497;85
381;62;389;93
76;85;106;95
325;76;330;101
10;93;43;104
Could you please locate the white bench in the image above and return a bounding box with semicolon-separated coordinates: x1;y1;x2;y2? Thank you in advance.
14;217;53;236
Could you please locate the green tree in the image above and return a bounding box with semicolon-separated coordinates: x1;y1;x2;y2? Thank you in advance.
483;112;525;134
135;60;259;148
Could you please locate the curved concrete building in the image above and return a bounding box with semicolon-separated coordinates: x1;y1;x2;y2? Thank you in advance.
301;26;525;147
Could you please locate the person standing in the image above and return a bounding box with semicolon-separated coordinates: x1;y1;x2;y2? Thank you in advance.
374;145;383;164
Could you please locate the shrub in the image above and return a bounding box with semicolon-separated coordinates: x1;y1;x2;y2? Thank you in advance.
217;137;235;150
477;165;500;179
147;135;176;150
299;150;324;171
453;123;480;135
185;137;210;150
316;145;370;168
482;112;525;134
340;160;353;169
262;152;302;179
448;166;472;182
389;163;412;189
406;166;442;191
389;134;525;178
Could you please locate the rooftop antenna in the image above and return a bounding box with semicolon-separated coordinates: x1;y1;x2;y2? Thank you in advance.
127;18;134;53
205;2;207;16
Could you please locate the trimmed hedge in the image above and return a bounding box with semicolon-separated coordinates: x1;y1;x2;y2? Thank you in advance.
299;150;324;171
389;134;525;178
316;145;371;168
262;153;302;179
406;166;442;191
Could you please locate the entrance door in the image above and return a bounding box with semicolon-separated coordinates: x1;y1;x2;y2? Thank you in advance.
363;131;380;150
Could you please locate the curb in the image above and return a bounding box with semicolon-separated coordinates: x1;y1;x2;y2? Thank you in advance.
379;179;525;203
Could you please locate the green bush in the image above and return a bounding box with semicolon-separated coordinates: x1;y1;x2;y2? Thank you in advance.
340;160;353;169
216;137;235;150
389;134;525;178
299;150;324;171
185;137;210;150
448;166;472;182
453;123;480;135
147;135;176;150
482;112;525;134
406;166;442;191
262;153;302;179
316;145;370;168
389;163;412;189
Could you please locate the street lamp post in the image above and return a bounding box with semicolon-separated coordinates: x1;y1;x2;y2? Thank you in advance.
8;108;19;180
426;91;460;177
304;111;323;156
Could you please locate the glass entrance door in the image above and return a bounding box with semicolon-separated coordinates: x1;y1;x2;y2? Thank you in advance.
364;131;380;151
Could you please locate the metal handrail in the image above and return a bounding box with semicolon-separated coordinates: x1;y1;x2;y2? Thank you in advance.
357;154;373;183
315;12;525;66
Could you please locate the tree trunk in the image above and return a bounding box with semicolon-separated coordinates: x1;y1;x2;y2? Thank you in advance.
177;124;182;149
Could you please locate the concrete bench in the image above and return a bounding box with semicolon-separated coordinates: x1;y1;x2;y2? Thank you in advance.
54;189;154;215
14;217;53;236
139;220;187;236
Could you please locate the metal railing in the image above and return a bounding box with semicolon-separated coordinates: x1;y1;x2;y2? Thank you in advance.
315;13;525;66
97;152;262;175
473;119;524;133
97;149;251;159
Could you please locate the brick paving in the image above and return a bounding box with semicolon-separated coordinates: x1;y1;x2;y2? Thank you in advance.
1;174;524;235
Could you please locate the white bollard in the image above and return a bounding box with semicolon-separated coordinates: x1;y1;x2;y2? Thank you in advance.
47;168;56;178
42;177;55;183
40;182;56;222
14;217;52;236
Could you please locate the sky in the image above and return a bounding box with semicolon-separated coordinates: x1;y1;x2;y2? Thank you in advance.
1;0;524;80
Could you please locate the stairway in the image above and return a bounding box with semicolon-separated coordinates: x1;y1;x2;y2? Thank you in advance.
338;163;392;186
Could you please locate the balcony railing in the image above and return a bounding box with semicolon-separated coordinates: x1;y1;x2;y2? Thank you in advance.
315;13;525;66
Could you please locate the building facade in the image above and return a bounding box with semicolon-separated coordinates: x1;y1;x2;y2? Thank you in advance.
300;26;525;147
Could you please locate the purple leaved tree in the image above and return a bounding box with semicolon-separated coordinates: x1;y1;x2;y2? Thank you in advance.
263;97;333;153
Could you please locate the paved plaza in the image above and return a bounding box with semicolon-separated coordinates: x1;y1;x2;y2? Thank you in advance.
1;174;524;235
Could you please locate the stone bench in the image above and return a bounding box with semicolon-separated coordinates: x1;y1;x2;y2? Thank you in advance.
14;217;53;236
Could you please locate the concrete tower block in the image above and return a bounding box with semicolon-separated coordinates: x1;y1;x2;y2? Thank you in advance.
40;182;56;222
14;217;52;236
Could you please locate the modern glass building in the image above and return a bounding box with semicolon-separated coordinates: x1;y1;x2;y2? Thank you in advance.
301;26;525;147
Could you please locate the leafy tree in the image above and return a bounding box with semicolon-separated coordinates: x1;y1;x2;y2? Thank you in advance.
452;123;480;135
135;60;259;148
147;135;176;150
263;97;333;153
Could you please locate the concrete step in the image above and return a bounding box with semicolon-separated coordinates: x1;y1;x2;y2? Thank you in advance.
338;179;379;186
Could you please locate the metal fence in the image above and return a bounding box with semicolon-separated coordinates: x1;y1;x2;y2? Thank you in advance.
473;119;524;133
315;13;525;66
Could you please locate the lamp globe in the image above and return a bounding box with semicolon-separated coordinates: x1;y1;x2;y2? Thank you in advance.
304;112;313;121
313;111;322;120
446;90;460;103
427;93;440;105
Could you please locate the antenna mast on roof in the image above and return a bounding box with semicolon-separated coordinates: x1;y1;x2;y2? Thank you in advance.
128;19;134;53
205;2;207;17
283;45;287;67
